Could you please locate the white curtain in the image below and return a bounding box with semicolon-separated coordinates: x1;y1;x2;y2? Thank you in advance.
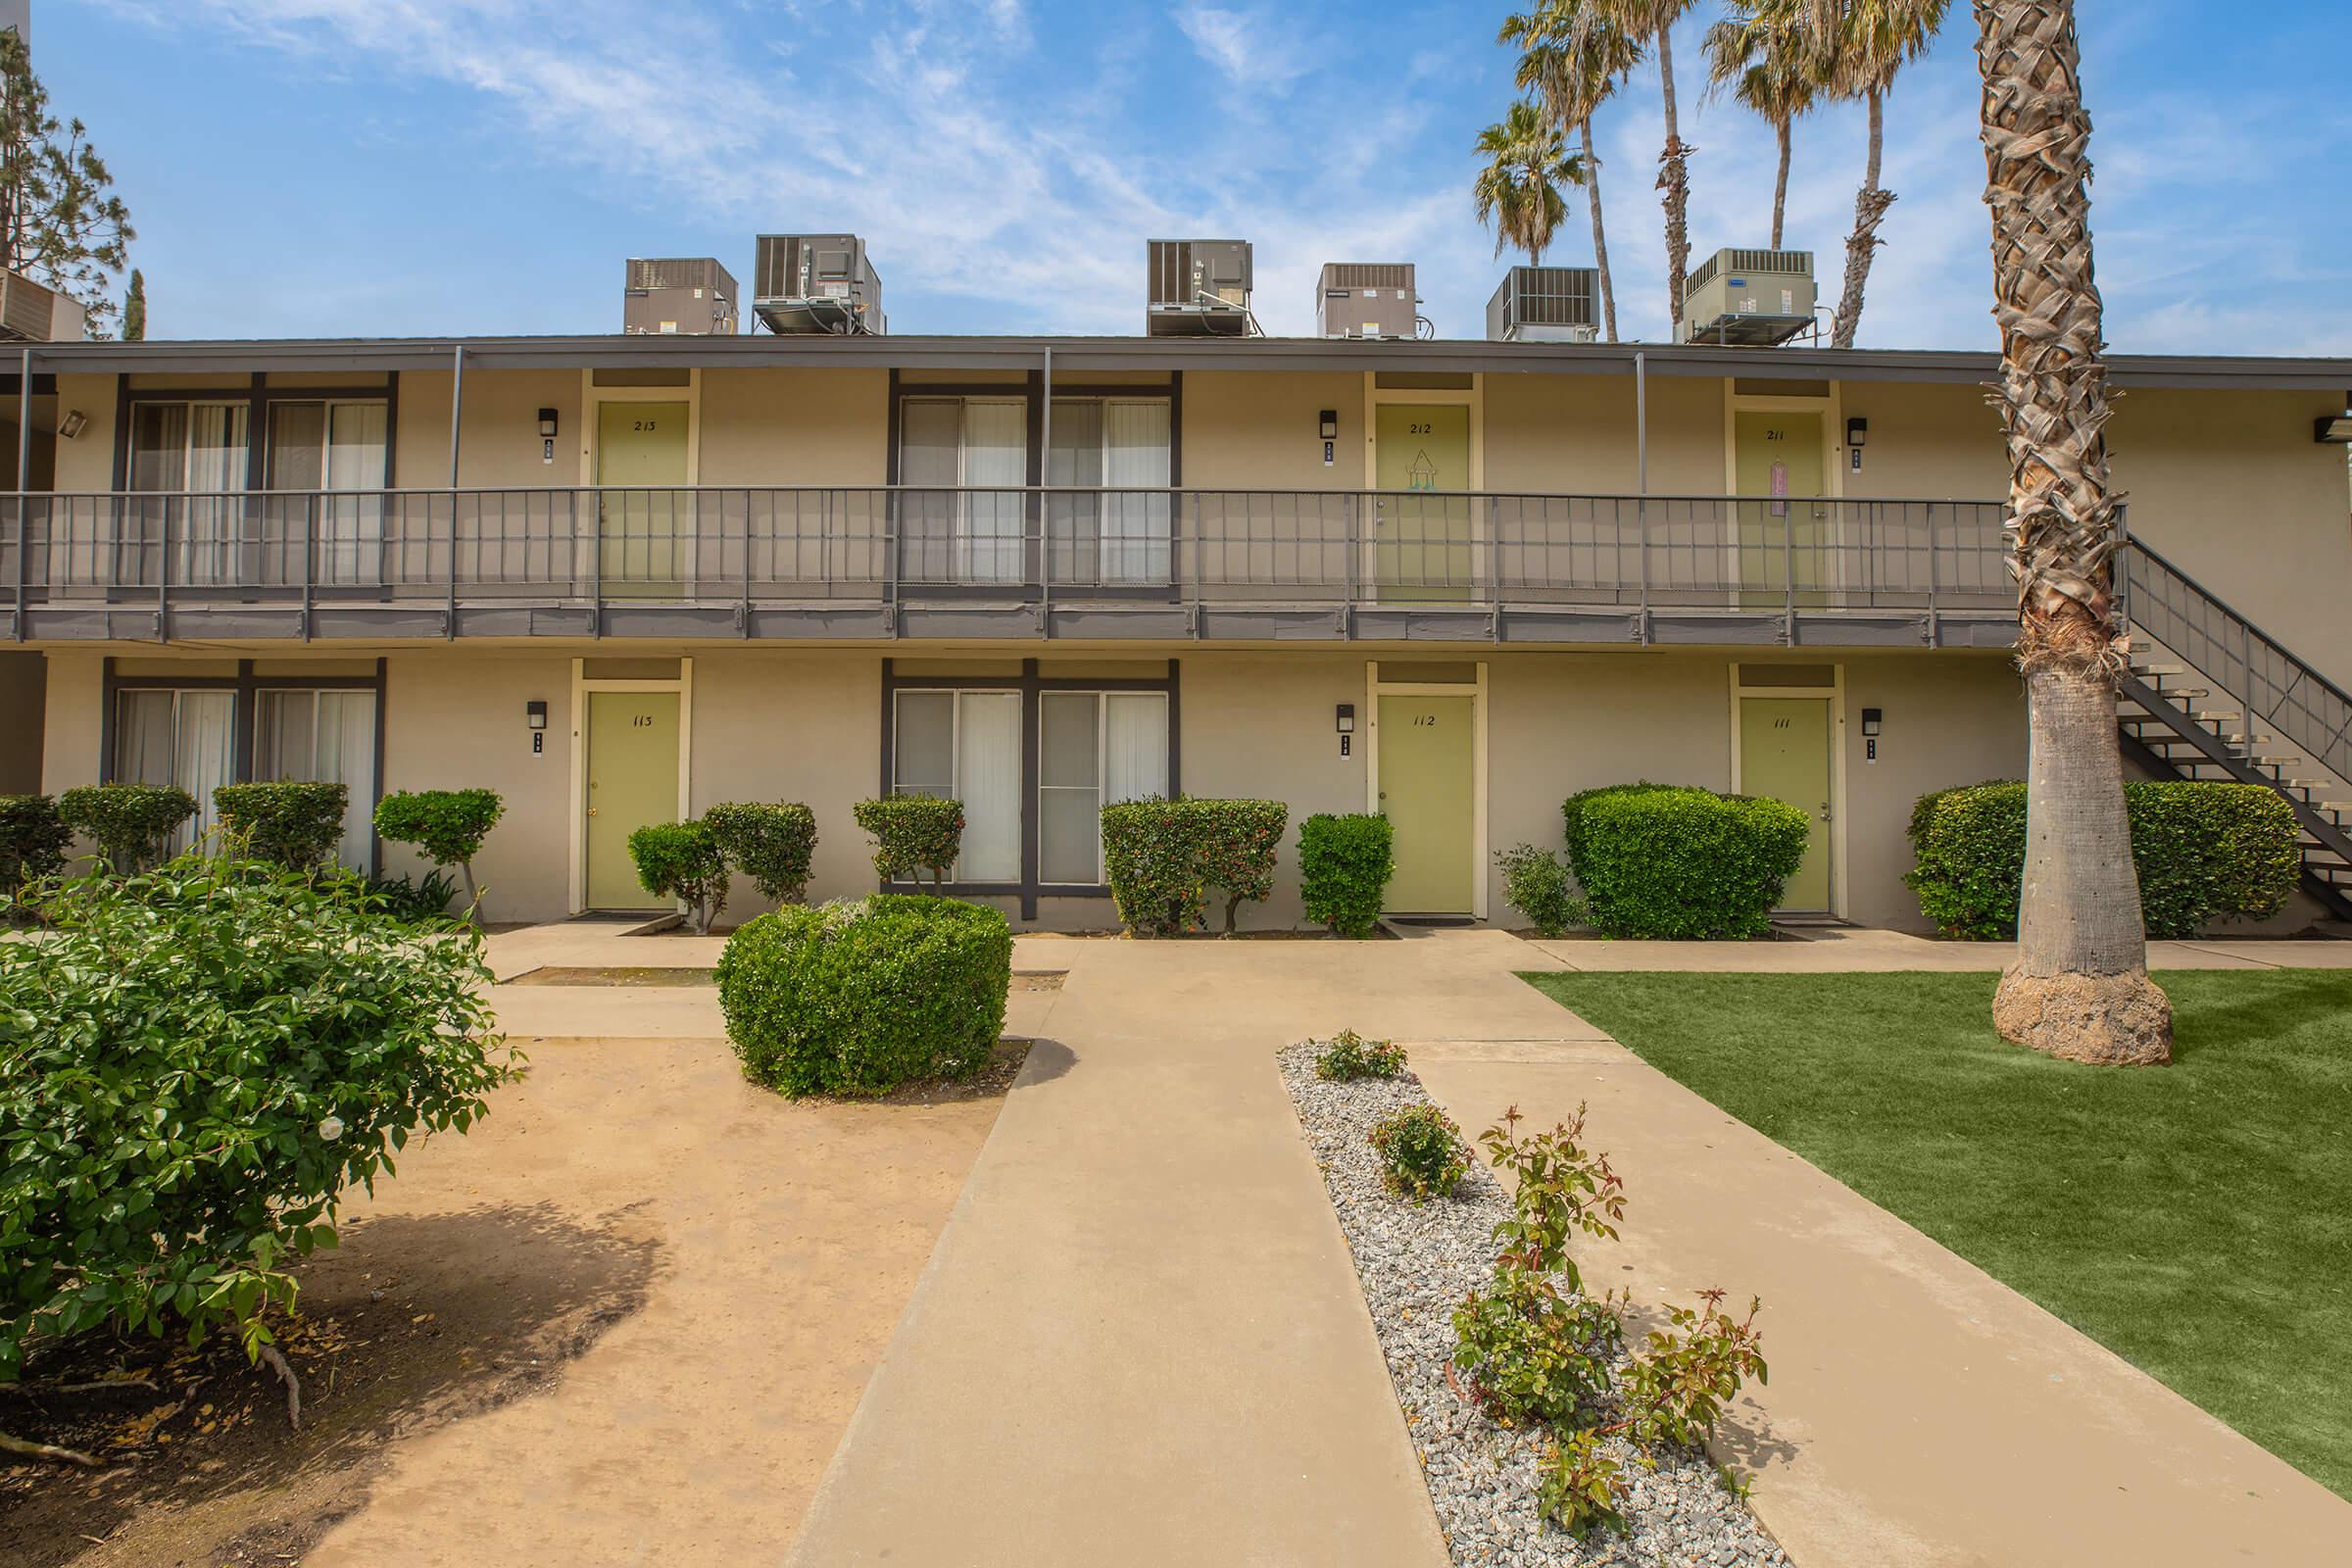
326;404;388;586
1104;693;1170;806
959;400;1026;584
955;692;1021;881
180;406;249;587
256;688;378;871
115;690;176;788
174;691;235;854
1102;401;1172;584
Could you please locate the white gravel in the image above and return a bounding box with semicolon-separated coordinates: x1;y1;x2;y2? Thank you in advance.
1279;1043;1790;1568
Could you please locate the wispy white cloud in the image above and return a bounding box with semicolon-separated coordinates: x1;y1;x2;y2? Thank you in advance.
1172;5;1308;96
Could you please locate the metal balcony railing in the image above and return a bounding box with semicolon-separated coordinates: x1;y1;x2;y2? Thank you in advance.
0;486;2014;625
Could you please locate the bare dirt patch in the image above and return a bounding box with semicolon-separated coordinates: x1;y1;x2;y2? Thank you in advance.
1;1202;658;1568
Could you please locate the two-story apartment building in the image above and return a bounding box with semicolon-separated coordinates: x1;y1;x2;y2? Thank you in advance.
5;329;2348;932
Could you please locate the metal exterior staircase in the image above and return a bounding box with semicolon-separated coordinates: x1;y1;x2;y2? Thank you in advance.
2118;540;2352;924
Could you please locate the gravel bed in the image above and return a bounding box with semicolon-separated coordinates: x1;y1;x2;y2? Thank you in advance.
1279;1043;1789;1568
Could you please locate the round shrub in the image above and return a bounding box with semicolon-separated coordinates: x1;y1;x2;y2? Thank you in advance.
1368;1102;1470;1203
703;800;817;905
852;796;964;890
58;782;198;873
1495;843;1587;937
373;788;503;909
629;819;729;933
1100;798;1205;936
0;855;513;1382
1190;799;1288;932
714;894;1011;1098
214;780;350;869
1562;784;1809;940
0;793;71;895
1299;811;1394;938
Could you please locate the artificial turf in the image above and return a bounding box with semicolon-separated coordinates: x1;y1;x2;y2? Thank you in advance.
1519;967;2352;1498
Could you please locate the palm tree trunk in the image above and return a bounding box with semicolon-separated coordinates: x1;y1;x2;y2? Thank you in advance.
1655;29;1692;328
1978;0;2170;1065
1771;118;1791;252
1831;87;1893;349
1582;119;1619;343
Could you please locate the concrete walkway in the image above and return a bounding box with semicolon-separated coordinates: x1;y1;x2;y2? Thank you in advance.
774;929;2352;1568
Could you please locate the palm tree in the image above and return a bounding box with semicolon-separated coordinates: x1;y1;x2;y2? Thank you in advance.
1583;0;1702;331
1474;101;1586;266
1976;0;2171;1063
1787;0;1952;348
1703;4;1824;251
1500;3;1641;341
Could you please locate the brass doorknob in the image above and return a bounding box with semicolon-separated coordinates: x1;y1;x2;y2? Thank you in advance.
589;808;599;816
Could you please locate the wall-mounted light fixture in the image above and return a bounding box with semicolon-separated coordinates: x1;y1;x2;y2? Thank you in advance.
1861;706;1883;764
56;409;87;440
537;409;560;439
2317;411;2352;444
1318;410;1340;440
1845;416;1869;448
526;700;548;730
1860;707;1883;737
1336;702;1355;758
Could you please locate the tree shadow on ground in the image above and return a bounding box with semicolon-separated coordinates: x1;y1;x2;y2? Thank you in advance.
1;1200;662;1568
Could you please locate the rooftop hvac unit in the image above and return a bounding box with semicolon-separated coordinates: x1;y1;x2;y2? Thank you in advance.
621;257;739;336
1678;247;1815;347
0;270;84;343
1487;266;1601;343
1317;263;1423;340
1146;239;1254;336
753;233;884;336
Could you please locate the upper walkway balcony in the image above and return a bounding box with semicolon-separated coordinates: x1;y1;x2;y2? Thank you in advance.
1;487;2021;648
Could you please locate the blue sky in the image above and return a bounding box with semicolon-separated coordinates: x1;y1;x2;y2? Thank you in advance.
45;0;2352;352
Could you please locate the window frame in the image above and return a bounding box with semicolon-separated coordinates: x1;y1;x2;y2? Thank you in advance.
878;658;1181;916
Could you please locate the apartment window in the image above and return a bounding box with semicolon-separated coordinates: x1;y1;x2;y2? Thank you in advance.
267;401;389;585
1048;398;1171;585
128;403;249;585
899;397;1027;584
892;689;1022;881
114;688;236;854
254;688;380;871
1039;691;1170;884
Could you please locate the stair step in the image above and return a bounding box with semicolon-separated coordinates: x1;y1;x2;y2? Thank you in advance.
2252;757;2303;767
2132;663;2184;676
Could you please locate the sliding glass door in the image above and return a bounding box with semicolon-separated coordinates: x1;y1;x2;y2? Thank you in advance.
892;689;1021;881
899;397;1027;585
1038;691;1170;884
1047;398;1172;585
129;404;249;587
268;401;388;585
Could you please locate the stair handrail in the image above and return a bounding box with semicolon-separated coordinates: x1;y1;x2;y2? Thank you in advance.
2120;536;2352;783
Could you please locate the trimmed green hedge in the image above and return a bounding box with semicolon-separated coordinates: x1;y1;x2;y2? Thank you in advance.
853;796;964;890
704;801;817;905
628;819;729;933
59;782;197;874
1905;779;2303;940
1299;812;1394;939
214;780;349;869
1562;783;1810;940
714;894;1011;1097
1100;797;1290;936
0;794;71;895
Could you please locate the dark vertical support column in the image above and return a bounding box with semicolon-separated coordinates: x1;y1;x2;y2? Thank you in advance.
97;656;117;782
1019;657;1040;921
1167;658;1183;797
371;656;389;878
232;660;257;783
10;347;25;641
446;346;465;639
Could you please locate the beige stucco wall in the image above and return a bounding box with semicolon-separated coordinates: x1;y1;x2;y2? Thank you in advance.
698;368;889;487
37;649;102;797
1179;371;1367;489
394;368;584;490
51;373;118;492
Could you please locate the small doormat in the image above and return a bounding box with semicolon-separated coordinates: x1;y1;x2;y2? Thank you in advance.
505;965;715;987
1384;915;1478;928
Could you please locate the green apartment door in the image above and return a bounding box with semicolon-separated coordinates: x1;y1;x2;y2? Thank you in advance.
1378;694;1476;912
586;690;680;909
1374;405;1473;602
1734;411;1828;608
598;401;691;592
1739;697;1833;910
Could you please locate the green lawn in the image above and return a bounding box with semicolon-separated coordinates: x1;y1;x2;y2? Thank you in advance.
1520;968;2352;1498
